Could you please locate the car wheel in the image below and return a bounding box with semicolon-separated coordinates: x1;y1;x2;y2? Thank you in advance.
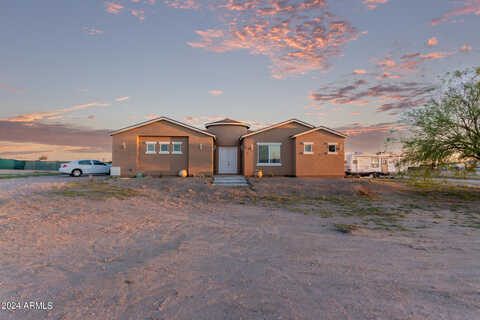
72;169;82;177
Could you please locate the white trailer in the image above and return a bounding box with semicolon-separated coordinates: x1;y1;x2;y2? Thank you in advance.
345;152;405;176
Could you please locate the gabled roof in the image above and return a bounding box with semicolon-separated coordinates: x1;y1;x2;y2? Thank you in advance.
205;118;250;129
240;119;315;139
290;126;347;139
109;116;216;138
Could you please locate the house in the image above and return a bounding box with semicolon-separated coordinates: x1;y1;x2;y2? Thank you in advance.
345;152;406;176
110;116;347;177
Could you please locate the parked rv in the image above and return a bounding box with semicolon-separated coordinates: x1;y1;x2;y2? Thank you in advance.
345;152;405;177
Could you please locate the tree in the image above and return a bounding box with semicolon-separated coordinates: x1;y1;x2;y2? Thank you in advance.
38;155;48;161
402;67;480;166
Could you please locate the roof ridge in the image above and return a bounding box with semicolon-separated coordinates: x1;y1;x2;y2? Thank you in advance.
240;119;315;139
110;116;216;138
290;126;347;138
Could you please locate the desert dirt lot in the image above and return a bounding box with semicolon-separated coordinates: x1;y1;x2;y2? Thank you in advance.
0;176;479;320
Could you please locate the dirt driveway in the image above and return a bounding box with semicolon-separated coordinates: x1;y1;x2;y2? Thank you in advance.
0;176;479;320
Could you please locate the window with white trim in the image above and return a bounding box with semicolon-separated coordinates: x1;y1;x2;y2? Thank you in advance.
172;141;183;154
145;142;156;154
257;143;281;166
303;142;313;154
158;142;169;154
327;143;337;154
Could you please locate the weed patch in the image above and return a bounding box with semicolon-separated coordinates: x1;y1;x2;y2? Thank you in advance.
334;223;360;234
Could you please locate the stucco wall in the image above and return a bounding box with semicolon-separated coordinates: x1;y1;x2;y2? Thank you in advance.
294;131;345;177
241;122;311;176
206;125;247;146
112;120;214;176
137;136;188;176
207;125;246;174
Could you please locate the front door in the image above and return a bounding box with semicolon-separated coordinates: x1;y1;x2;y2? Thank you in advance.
218;147;238;174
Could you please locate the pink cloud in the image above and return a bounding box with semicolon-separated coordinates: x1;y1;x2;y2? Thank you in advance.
375;50;458;73
363;0;389;10
376;72;403;80
115;96;130;102
208;90;223;96
338;122;408;135
164;0;199;9
131;9;145;21
0;123;112;161
430;0;480;25
105;1;124;14
353;69;367;75
185;0;359;78
88;115;95;120
7;102;110;123
310;79;433;114
427;37;438;47
460;44;473;51
183;116;224;127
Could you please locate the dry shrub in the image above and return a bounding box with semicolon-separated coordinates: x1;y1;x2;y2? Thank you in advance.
352;184;376;199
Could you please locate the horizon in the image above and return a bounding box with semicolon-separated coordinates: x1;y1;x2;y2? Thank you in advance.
1;0;479;161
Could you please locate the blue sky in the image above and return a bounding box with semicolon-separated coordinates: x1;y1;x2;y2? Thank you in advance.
1;0;479;160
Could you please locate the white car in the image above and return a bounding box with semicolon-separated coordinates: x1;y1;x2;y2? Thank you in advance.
59;160;111;177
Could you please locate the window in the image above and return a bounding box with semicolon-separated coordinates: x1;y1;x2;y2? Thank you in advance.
257;143;281;166
327;143;337;154
93;160;106;166
146;142;156;154
371;158;379;168
172;141;183;154
303;142;313;154
158;142;169;154
78;160;92;165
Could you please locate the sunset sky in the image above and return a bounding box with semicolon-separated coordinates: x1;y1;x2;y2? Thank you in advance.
1;0;479;161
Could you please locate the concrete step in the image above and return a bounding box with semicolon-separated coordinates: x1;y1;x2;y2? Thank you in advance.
213;180;249;184
213;175;249;187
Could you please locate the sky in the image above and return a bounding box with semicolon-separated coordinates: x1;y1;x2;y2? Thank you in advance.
1;0;479;161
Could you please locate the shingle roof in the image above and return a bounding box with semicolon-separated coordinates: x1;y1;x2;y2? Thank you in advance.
205;118;251;129
290;126;347;138
240;119;315;139
109;116;216;138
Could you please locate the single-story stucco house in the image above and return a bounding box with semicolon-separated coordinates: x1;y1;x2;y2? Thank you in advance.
110;117;347;177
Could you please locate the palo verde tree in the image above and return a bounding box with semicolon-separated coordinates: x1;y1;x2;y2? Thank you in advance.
402;67;480;167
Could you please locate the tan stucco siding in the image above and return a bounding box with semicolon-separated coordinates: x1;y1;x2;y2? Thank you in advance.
241;122;310;176
207;125;246;174
206;125;247;146
294;131;345;177
137;136;188;175
111;120;214;176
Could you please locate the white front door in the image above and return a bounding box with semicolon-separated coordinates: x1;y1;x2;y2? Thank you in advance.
218;147;238;174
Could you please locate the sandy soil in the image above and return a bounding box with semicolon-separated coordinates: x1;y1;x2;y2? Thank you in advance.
0;176;479;320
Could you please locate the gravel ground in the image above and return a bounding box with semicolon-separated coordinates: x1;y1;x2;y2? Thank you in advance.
0;176;479;320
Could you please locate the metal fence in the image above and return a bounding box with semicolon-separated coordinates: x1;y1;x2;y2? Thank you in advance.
0;158;65;171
